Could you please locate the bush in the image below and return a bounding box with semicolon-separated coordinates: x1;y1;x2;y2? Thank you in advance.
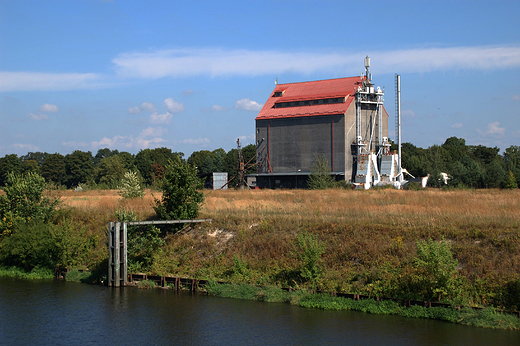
115;208;164;273
117;171;144;199
153;157;204;220
414;238;458;301
0;220;93;271
292;231;326;284
307;155;337;189
0;172;59;238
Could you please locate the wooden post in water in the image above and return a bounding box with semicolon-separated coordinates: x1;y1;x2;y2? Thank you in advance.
108;222;127;287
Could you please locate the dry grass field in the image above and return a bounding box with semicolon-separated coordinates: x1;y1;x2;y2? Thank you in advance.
53;187;520;308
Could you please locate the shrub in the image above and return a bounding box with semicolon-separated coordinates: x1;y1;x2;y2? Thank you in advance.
307;155;337;189
0;220;93;271
153;157;204;220
292;231;326;284
0;172;59;238
117;171;144;199
115;208;164;273
414;238;458;301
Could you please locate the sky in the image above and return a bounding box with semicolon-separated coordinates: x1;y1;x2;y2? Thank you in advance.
1;0;520;158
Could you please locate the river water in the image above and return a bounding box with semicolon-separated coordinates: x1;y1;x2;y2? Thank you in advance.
1;277;519;345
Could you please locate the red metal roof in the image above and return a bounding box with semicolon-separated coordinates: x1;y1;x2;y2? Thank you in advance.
255;76;363;120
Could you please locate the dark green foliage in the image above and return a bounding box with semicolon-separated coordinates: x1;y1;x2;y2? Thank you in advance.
115;208;164;272
0;172;59;238
307;155;336;189
153;157;204;220
0;220;93;271
65;150;94;188
41;153;66;185
0;154;22;187
95;155;126;188
135;148;183;186
483;159;506;188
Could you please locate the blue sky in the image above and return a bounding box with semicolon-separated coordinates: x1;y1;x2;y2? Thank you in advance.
1;0;520;158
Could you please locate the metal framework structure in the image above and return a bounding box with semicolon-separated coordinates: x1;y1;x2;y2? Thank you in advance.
352;58;405;189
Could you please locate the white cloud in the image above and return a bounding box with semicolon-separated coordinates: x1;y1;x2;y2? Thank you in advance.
234;98;263;111
212;105;227;111
10;143;39;151
177;138;210;145
0;72;102;92
127;106;140;114
39;103;59;113
513;95;520;101
477;122;506;136
451;123;463;128
402;109;416;118
112;45;520;79
90;127;167;150
27;113;49;120
62;141;88;148
150;112;173;124
182;89;195;95
141;102;156;112
163;97;185;113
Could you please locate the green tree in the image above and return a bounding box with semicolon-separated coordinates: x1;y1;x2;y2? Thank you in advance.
414;238;458;301
483;159;506;188
308;155;336;189
65;150;94;188
188;150;212;176
95;155;126;188
505;171;518;189
118;171;144;199
153;157;204;220
41;153;66;186
94;148;119;166
292;231;326;284
0;154;22;187
0;172;59;238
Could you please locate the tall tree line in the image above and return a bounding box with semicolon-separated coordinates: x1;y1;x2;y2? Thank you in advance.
396;137;519;188
0;144;257;189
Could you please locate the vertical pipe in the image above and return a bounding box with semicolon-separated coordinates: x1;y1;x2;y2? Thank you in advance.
397;75;402;170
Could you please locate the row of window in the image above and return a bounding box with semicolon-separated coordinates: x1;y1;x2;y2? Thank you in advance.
273;97;345;108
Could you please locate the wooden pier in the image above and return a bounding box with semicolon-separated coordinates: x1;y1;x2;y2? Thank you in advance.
108;219;212;287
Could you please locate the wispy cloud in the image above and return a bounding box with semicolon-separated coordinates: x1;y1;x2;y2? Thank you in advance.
477;122;506;136
0;72;103;92
112;45;520;79
5;45;520;92
234;98;262;111
27;113;49;120
211;105;227;111
513;94;520;101
150;112;173;124
451;123;463;129
39;103;59;113
163;97;185;113
90;127;167;150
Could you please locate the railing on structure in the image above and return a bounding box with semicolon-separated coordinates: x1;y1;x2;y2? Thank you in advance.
108;219;212;287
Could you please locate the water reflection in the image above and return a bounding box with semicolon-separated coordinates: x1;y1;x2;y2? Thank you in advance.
1;277;519;345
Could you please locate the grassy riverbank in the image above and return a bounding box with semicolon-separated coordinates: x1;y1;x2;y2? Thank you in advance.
205;282;520;330
2;187;520;328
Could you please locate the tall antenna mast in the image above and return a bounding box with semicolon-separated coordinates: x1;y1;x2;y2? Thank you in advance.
395;74;402;171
